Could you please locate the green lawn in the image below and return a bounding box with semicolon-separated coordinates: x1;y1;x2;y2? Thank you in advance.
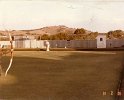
0;51;123;100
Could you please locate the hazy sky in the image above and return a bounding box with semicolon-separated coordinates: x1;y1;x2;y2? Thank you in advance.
0;0;124;32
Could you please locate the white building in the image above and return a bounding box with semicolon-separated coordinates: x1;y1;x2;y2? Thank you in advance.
96;33;106;48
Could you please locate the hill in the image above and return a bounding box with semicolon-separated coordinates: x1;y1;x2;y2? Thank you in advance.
0;25;76;36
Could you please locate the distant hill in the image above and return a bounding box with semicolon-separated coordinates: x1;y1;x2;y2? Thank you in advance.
1;26;124;40
0;25;77;36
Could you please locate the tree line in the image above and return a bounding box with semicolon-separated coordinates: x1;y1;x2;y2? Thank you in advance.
107;30;124;39
37;28;124;40
38;28;98;40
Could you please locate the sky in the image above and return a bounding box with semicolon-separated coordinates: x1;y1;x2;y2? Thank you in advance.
0;0;124;32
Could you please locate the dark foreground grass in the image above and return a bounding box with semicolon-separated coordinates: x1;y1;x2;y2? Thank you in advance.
0;51;123;100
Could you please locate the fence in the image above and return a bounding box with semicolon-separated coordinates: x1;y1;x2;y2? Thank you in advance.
14;40;97;48
1;39;124;49
106;39;124;48
0;41;15;48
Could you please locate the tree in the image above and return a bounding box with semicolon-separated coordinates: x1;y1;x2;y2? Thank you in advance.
56;33;68;40
49;35;59;40
107;31;113;39
88;32;98;40
40;34;50;40
74;28;86;35
107;30;124;39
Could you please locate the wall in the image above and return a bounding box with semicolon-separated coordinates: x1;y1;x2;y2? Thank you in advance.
14;40;97;48
1;39;124;49
106;39;124;48
0;41;15;48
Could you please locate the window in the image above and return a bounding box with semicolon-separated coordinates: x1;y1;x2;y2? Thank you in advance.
100;38;103;41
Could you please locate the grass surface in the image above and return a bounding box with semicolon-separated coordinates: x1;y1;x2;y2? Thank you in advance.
0;51;123;100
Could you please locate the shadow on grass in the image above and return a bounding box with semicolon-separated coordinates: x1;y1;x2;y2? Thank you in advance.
0;51;123;100
116;55;124;100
